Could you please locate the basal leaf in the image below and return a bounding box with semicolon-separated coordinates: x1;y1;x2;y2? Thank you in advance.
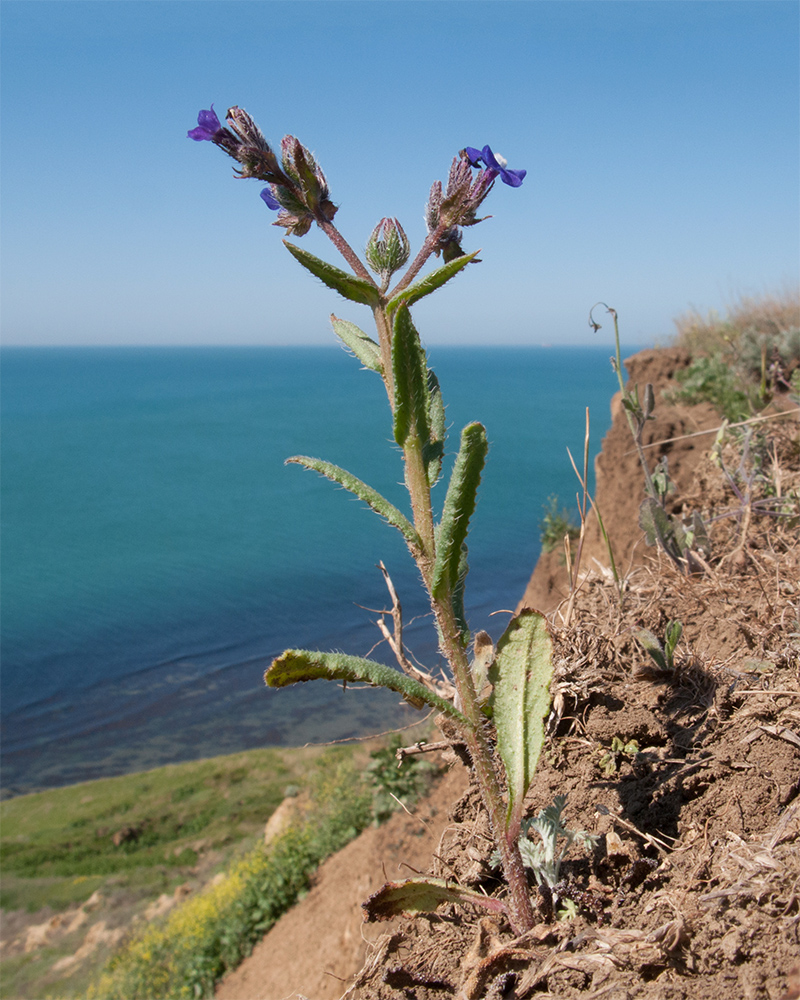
638;497;671;548
330;315;382;372
386;251;479;314
362;877;506;922
431;423;488;601
283;242;380;306
392;306;431;448
265;650;466;722
488;610;554;837
286;456;422;552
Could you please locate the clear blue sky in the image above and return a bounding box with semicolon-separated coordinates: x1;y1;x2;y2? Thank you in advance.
1;0;797;346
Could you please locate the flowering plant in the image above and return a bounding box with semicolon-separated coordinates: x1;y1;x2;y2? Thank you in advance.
190;106;551;935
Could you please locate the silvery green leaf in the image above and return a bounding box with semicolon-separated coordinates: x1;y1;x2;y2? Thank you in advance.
664;620;683;662
330;315;382;372
431;423;488;602
392;306;431;448
488;610;554;837
638;497;671;548
265;650;466;721
286;456;422;552
632;627;668;671
386;251;479;314
283;242;380;306
423;368;446;486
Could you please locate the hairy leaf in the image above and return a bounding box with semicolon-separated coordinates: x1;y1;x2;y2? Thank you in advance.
362;877;506;922
330;315;382;372
265;650;466;721
283;242;380;306
386;251;479;314
286;456;422;552
638;497;672;548
632;627;667;671
488;610;554;837
431;423;488;601
392;306;431;447
423;368;446;486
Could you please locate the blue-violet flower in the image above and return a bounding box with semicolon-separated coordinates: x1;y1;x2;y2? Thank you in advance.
464;145;526;187
188;106;223;141
260;187;281;211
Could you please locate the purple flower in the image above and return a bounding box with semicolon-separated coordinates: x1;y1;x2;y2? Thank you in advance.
188;106;223;141
260;187;281;211
464;145;526;187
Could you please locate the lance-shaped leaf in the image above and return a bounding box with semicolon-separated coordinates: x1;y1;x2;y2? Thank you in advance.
330;315;382;373
386;251;479;314
363;877;506;922
638;497;673;549
451;542;470;643
286;456;422;552
632;627;668;671
431;423;488;601
423;368;446;486
392;306;431;447
488;610;554;838
283;242;380;306
265;650;467;722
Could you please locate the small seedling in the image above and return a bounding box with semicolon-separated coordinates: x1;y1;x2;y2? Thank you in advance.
496;795;597;890
633;619;682;672
598;736;640;776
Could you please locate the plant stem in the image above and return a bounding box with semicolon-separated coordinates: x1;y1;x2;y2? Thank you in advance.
315;216;377;284
388;222;449;297
401;423;535;934
609;309;659;503
433;598;535;935
371;304;396;409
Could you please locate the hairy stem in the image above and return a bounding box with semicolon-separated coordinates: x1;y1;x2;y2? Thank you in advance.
434;597;535;935
388;222;450;297
372;303;395;409
315;216;377;284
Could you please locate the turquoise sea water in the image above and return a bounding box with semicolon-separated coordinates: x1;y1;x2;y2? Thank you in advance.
1;346;621;795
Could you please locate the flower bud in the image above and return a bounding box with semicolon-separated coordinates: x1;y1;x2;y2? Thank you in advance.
365;218;410;281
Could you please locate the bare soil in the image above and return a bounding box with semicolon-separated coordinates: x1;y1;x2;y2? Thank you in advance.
217;349;800;1000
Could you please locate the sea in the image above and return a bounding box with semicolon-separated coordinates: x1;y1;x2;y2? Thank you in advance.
1;345;626;797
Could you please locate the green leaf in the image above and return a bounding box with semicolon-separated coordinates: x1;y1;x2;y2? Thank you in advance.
488;610;554;837
450;543;470;644
638;497;672;549
265;650;466;722
664;620;683;663
423;368;446;486
386;251;479;314
330;315;382;372
362;877;506;922
286;456;422;552
283;242;380;306
392;306;431;447
431;422;488;601
632;627;668;671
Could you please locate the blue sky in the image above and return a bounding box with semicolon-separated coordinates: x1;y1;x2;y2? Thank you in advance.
1;0;797;347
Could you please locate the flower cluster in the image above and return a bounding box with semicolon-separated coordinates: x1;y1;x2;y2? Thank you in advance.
188;106;336;235
424;146;525;261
